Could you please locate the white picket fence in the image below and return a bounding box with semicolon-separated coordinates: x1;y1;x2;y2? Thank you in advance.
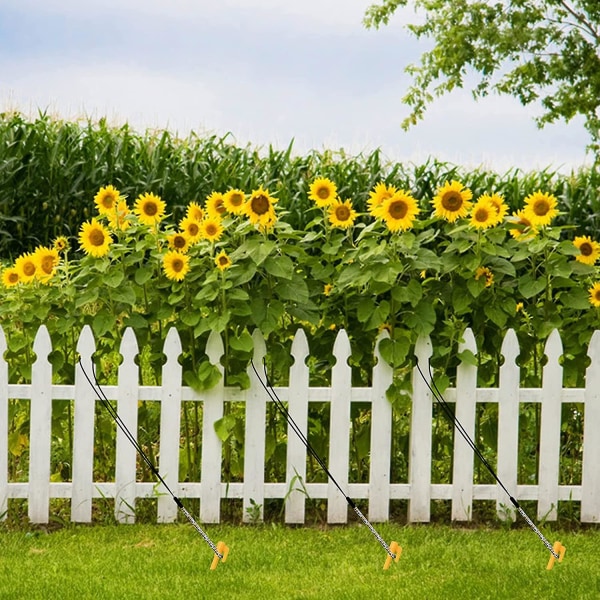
0;324;599;526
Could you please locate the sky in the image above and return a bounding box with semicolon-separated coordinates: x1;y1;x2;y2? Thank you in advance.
0;0;593;174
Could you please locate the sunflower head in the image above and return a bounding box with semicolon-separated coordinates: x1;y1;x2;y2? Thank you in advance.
163;250;190;281
200;218;225;242
94;185;123;215
33;246;60;283
589;282;600;308
244;186;278;226
107;199;131;231
509;210;537;240
134;192;166;226
223;189;246;214
481;193;507;222
79;218;112;257
475;266;494;287
432;180;473;222
323;283;333;296
186;201;204;222
522;191;559;227
328;199;357;229
215;250;232;271
205;192;227;219
309;178;337;208
469;197;498;230
2;266;20;287
14;252;38;283
167;232;191;253
374;190;420;232
367;182;397;215
573;236;600;265
179;216;202;242
53;236;70;253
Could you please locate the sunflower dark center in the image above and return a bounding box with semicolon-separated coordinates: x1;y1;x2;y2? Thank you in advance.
335;206;351;221
102;195;115;209
230;193;244;206
144;202;158;216
206;223;218;236
188;223;199;236
174;236;187;249
8;272;19;283
317;186;331;200
533;200;549;216
172;258;184;272
23;261;36;276
41;256;55;274
580;242;593;256
389;200;408;219
441;191;463;211
474;207;489;222
251;195;270;215
89;229;105;246
218;256;229;266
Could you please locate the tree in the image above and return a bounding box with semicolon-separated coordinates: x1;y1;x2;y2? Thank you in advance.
364;1;600;159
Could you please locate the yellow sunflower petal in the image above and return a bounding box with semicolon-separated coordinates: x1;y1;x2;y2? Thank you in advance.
431;180;473;222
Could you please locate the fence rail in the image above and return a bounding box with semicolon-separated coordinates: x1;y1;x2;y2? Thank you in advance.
1;324;599;525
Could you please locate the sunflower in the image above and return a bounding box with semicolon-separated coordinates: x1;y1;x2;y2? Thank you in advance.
223;189;246;214
200;217;225;242
33;246;60;283
328;198;357;229
475;266;494;287
431;180;473;222
522;191;559;227
53;236;70;253
469;197;498;230
244;186;278;226
205;192;227;219
367;182;397;215
14;253;37;283
509;210;537;240
167;232;191;253
573;236;600;265
589;282;600;307
79;218;112;257
162;251;190;281
134;192;166;226
323;283;333;296
186;201;204;222
107;200;131;231
94;185;122;215
2;266;20;287
215;250;232;271
481;193;508;222
374;190;420;232
179;216;202;243
308;178;337;208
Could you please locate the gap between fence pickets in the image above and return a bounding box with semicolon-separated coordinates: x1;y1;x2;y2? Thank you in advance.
0;324;599;525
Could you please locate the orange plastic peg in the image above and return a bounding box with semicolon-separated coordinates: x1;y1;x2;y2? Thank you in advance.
383;541;402;570
210;541;230;570
546;541;566;570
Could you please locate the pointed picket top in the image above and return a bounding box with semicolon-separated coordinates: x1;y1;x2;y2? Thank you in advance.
0;325;6;363
332;328;351;365
500;328;519;368
119;327;139;364
544;329;563;368
374;328;391;365
587;329;600;370
76;325;96;360
206;329;224;367
459;328;477;357
414;334;433;367
291;328;309;366
162;326;182;367
251;328;267;364
32;325;52;365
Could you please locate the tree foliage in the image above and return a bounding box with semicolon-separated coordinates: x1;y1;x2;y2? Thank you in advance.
364;0;600;159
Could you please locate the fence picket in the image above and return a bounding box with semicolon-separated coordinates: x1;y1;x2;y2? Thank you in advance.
115;327;139;524
28;325;53;523
157;327;183;523
71;325;97;522
497;329;520;521
200;330;225;524
0;327;8;519
409;335;433;522
537;329;563;521
582;330;600;523
452;328;477;521
243;330;267;522
285;328;310;524
368;331;393;522
328;329;352;523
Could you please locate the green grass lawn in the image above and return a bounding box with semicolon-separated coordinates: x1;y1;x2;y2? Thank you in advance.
0;522;597;599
